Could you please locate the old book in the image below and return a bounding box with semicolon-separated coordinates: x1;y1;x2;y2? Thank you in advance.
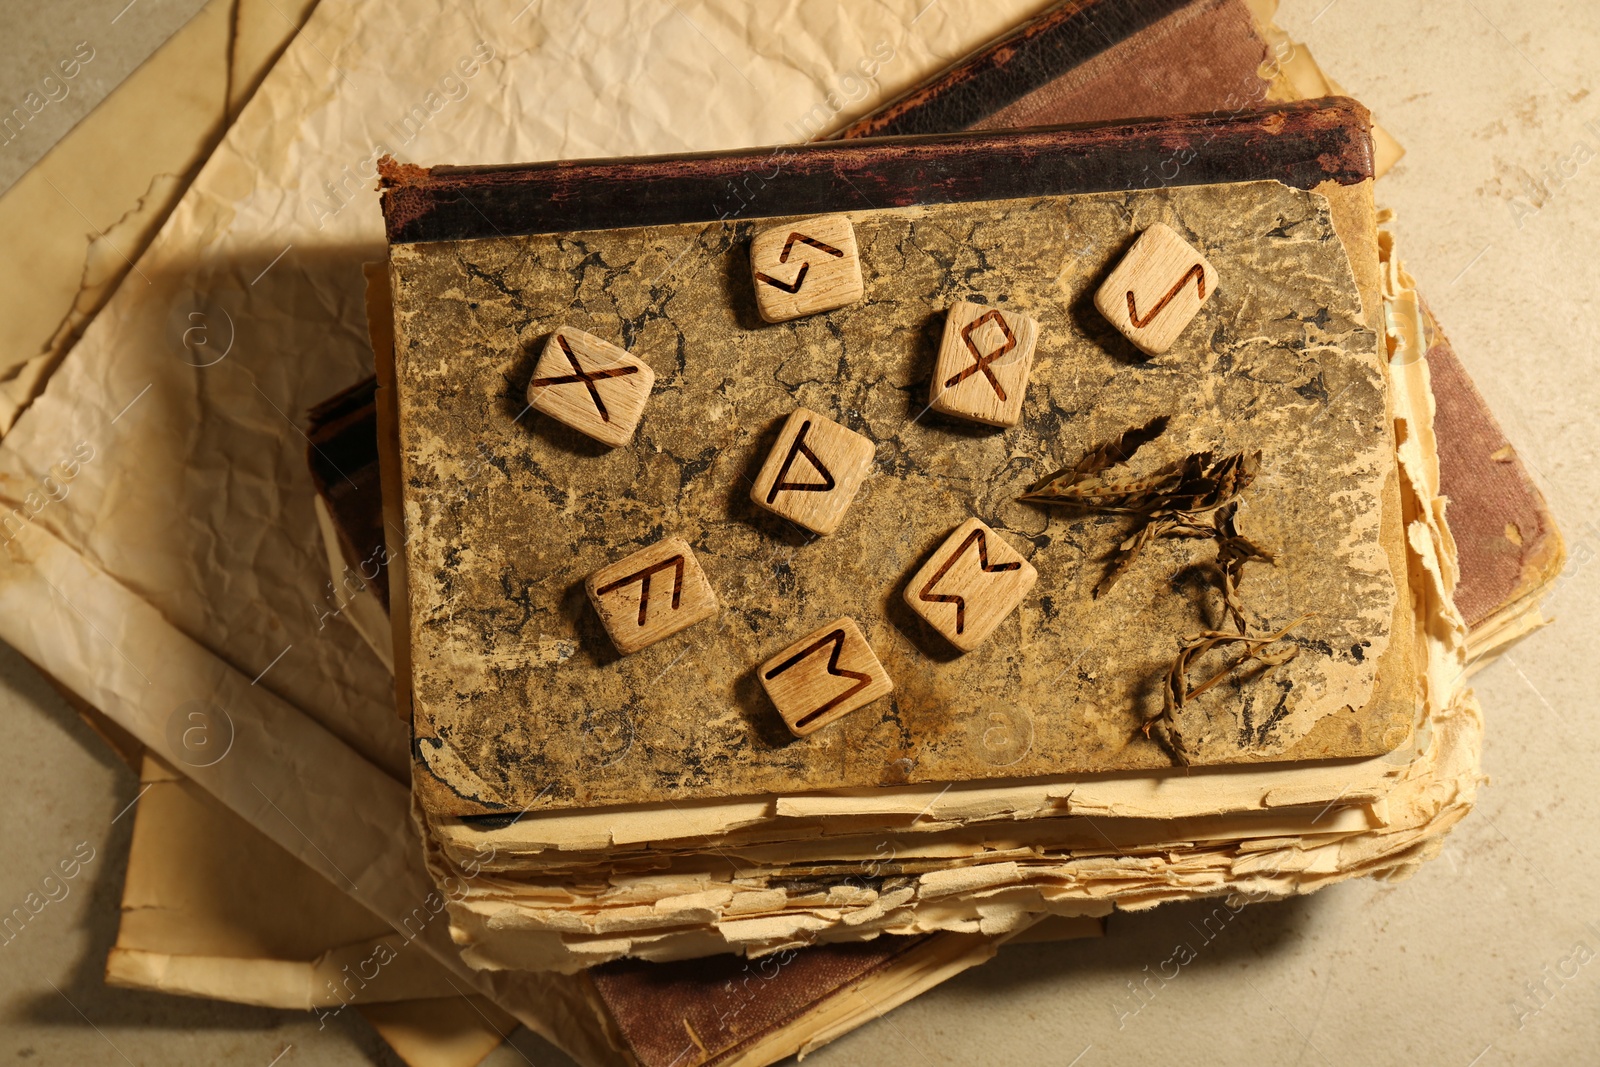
364;100;1487;982
382;99;1413;827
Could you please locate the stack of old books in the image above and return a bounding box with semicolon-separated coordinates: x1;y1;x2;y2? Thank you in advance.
352;26;1515;1067
376;91;1440;976
6;2;1556;1066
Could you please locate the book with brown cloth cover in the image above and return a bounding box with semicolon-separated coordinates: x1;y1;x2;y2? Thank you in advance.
837;0;1560;649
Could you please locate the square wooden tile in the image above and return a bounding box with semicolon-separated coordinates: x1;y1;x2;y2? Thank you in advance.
1093;223;1218;355
526;326;655;446
928;301;1040;427
586;537;718;654
750;214;864;322
759;616;893;737
904;517;1037;652
749;407;874;535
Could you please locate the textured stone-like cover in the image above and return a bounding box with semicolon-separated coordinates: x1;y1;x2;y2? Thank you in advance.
390;179;1410;815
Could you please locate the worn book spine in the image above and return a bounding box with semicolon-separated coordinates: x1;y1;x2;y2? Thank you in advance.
836;0;1242;138
378;97;1372;244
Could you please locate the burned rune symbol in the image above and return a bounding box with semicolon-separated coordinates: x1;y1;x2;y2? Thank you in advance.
763;627;871;729
595;554;685;627
918;528;1021;635
754;232;845;294
528;335;640;422
765;420;835;504
944;310;1016;400
1126;263;1207;328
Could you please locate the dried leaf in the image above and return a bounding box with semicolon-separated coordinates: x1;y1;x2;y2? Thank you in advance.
1022;448;1260;524
1094;519;1164;598
1021;414;1170;497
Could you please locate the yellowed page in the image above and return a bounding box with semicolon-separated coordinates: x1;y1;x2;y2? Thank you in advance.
0;0;318;433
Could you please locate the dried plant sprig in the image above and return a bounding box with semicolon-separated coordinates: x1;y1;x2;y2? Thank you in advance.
1022;420;1309;767
1022;443;1262;597
1021;414;1170;497
1211;501;1275;632
1142;614;1311;765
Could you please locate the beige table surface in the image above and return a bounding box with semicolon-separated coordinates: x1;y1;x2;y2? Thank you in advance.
3;1;1598;1063
0;0;208;195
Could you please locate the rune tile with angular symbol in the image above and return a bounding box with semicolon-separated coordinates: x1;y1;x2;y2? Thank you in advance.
750;214;864;322
904;517;1037;652
526;326;655;446
586;537;718;654
749;407;875;535
1094;222;1219;356
759;616;894;737
928;300;1041;427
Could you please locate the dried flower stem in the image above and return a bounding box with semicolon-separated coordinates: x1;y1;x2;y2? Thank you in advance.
1023;419;1308;766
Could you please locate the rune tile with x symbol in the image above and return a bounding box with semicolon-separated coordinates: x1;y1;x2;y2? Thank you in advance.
526;326;655;447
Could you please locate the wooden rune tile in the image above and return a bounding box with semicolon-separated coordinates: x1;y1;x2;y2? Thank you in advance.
1093;223;1219;356
526;326;655;446
904;518;1037;652
928;301;1041;427
586;537;718;654
759;616;893;737
750;214;864;322
749;407;874;535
